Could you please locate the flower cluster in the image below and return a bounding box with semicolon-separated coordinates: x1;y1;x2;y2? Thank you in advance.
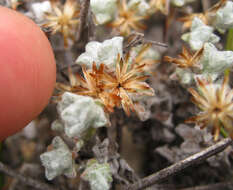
57;52;154;116
164;0;233;140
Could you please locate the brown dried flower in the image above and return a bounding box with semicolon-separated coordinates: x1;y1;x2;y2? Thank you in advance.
43;0;80;47
101;53;155;115
56;64;120;113
108;0;148;36
186;75;233;141
164;46;203;69
56;52;154;116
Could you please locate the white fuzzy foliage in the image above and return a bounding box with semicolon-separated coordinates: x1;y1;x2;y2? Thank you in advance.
200;43;233;73
57;92;108;138
213;1;233;32
171;0;196;7
90;0;117;24
76;37;123;70
182;17;220;50
40;136;76;180
176;43;233;85
82;159;112;190
31;1;52;22
128;0;150;16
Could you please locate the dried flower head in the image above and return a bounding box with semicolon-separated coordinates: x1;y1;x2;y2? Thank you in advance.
149;0;169;15
43;0;80;47
101;53;155;115
108;0;148;36
56;64;120;113
164;46;203;69
57;52;154;116
186;75;233;141
178;0;227;30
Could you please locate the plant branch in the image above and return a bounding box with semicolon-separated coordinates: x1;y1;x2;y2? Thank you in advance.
179;181;233;190
76;0;90;42
124;138;232;190
0;161;58;190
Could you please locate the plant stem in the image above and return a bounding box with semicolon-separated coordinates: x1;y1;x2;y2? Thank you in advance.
124;138;232;190
0;162;58;190
226;28;233;51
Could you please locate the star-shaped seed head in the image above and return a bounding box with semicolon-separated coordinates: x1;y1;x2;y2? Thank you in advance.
186;75;233;141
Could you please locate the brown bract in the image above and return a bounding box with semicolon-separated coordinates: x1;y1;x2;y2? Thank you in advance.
56;64;120;113
186;75;233;141
101;53;155;116
164;46;203;69
43;0;80;47
108;0;148;36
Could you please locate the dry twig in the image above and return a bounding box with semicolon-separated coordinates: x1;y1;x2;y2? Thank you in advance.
180;181;233;190
0;161;58;190
76;0;90;42
124;138;232;190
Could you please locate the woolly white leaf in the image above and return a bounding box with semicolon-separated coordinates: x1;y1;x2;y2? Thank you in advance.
82;159;112;190
131;44;161;60
90;0;117;25
213;1;233;32
76;37;123;70
128;0;150;16
171;0;196;7
57;92;108;138
40;136;76;180
200;43;233;73
51;120;64;132
175;68;219;85
31;1;52;22
176;43;233;85
182;17;220;50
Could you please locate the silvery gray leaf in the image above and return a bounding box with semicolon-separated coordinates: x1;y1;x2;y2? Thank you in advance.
40;136;76;180
76;37;123;70
57;92;108;138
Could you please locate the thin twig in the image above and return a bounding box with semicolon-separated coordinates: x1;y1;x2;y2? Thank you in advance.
123;32;168;54
76;0;90;42
179;181;233;190
124;138;232;190
0;161;58;190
